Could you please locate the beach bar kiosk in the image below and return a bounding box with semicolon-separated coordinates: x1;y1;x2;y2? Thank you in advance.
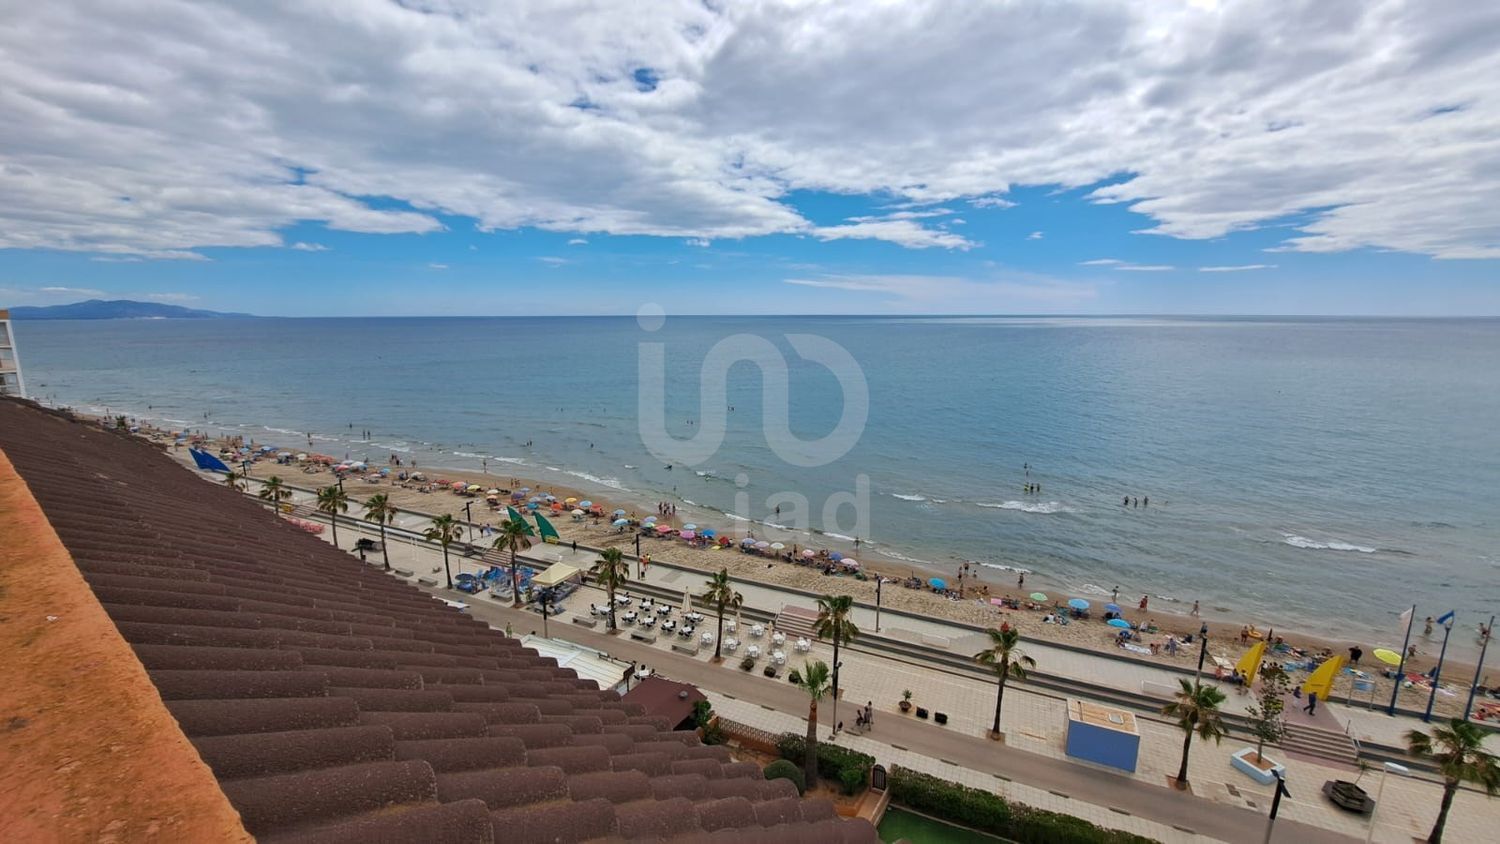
1065;699;1140;773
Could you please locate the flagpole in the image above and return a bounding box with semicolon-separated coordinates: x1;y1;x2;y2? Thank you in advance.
1387;604;1416;716
1423;615;1455;723
1464;615;1495;721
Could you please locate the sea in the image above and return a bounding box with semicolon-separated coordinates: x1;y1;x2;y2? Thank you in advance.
12;315;1499;653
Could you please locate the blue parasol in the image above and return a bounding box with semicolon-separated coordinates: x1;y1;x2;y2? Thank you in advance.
1067;598;1090;610
929;578;947;590
1107;618;1132;629
1105;603;1122;613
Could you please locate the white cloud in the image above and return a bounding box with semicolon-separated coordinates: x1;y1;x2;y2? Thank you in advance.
537;256;569;266
1027;231;1043;240
685;237;711;247
290;242;329;252
785;272;1097;310
142;292;199;303
1199;264;1276;272
1081;258;1173;271
567;238;588;245
428;262;449;270
39;285;105;296
1;1;1498;259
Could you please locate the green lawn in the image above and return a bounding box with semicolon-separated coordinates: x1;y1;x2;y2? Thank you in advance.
878;806;1007;843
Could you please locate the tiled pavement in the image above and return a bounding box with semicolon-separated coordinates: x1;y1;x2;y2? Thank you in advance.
291;503;1500;843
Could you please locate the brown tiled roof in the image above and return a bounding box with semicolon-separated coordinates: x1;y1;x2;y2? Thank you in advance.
0;399;875;843
622;676;710;731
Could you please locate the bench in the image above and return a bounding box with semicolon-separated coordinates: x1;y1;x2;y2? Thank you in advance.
417;577;438;587
1142;681;1177;699
630;631;657;644
572;616;599;629
672;642;700;656
394;568;415;578
489;592;509;601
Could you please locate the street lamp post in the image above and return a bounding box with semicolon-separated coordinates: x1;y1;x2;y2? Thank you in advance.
1262;770;1290;844
1364;762;1410;844
463;501;473;542
538;587;555;638
1423;617;1455;722
1194;623;1210;688
875;577;883;633
1465;615;1495;721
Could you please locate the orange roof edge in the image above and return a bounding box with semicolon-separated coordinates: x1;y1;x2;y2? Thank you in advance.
0;447;251;842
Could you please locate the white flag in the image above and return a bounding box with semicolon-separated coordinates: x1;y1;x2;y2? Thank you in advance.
1398;606;1414;632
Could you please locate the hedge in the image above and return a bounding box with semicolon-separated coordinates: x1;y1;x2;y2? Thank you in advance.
775;733;874;795
889;767;1158;844
763;759;806;795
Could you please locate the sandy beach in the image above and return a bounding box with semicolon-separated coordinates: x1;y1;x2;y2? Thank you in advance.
141;422;1494;720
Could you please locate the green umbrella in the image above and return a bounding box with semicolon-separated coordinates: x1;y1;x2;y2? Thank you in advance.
1029;592;1048;602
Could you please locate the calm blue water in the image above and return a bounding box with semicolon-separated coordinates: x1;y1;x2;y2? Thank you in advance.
12;315;1499;647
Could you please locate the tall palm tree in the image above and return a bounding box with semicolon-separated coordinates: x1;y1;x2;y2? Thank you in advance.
592;547;630;632
814;594;859;736
424;513;462;590
258;475;291;512
223;470;247;492
1161;679;1227;789
1406;719;1500;842
363;493;397;571
700;568;743;662
793;660;832;788
974;626;1036;736
493;517;533;607
315;485;349;549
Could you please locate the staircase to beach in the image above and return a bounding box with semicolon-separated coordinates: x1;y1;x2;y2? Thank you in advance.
1278;721;1360;768
775;605;821;640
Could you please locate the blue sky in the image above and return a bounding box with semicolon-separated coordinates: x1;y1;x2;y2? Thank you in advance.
2;2;1497;316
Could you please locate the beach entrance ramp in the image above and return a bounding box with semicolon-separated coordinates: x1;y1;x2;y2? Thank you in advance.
775;605;820;640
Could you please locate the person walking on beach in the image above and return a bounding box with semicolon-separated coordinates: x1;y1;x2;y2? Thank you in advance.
1191;600;1200;616
1139;595;1149;612
1017;572;1025;589
1349;646;1362;667
1112;586;1120;603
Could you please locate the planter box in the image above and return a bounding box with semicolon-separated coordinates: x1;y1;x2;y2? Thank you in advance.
1231;747;1286;785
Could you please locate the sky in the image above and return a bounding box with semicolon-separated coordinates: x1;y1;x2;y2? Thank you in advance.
1;0;1498;317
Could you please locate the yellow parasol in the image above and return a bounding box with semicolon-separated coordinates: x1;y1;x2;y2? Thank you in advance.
1372;648;1402;666
1302;655;1346;700
1235;641;1266;682
565;497;578;505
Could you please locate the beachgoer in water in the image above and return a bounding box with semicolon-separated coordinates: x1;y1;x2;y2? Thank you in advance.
1139;595;1148;611
1123;496;1129;506
1424;616;1435;636
1132;497;1138;508
1143;496;1148;507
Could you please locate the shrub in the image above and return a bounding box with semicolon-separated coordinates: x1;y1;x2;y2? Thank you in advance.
888;767;1158;844
775;733;875;794
764;759;806;795
788;668;802;685
740;656;755;671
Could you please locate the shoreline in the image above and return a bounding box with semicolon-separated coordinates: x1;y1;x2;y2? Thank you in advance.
114;414;1494;721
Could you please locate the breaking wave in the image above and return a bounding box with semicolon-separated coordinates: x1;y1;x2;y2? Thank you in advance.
975;500;1071;514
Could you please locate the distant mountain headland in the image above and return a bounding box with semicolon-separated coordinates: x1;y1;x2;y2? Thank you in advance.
6;299;255;320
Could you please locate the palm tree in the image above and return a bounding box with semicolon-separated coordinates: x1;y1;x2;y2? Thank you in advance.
814;594;859;737
974;626;1036;736
223;470;247;492
424;513;462;589
793;660;832;788
258;475;291;512
1406;719;1500;842
700;568;743;662
363;493;397;571
1161;679;1228;789
493;517;533;607
315;485;349;549
592;547;631;632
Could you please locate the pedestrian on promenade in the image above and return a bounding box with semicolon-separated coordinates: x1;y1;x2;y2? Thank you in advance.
1303;691;1319;715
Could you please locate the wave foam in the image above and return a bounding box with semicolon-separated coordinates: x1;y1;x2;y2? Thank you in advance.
562;469;630;491
1282;534;1377;553
978;561;1032;575
889;493;926;502
976;500;1071;514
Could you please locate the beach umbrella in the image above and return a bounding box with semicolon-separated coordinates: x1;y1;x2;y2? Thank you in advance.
830;552;843;561
1105;603;1122;614
656;524;674;533
571;508;585;515
801;549;816;558
1067;598;1090;610
578;500;593;509
543;494;556;502
565;497;578;504
642;516;657;524
467;484;482;492
929;578;947;590
769;542;785;551
682;523;697;531
740;537;757;546
754;541;770;549
701;529;716;538
1107;618;1132;629
612;518;629;527
1029;592;1048;602
613;509;626;516
1373;648;1403;666
527;502;539;510
679;530;697;540
518;487;531;493
487;488;500;494
843;559;860;569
